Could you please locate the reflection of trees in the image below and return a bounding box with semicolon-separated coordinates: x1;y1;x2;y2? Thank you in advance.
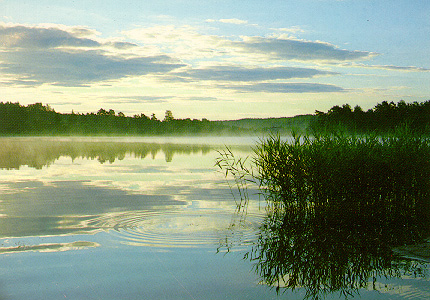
0;138;213;169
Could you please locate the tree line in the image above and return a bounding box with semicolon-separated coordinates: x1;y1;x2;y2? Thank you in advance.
0;102;242;136
2;100;429;136
311;100;430;133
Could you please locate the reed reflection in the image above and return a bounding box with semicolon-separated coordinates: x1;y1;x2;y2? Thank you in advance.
243;205;428;299
218;134;430;299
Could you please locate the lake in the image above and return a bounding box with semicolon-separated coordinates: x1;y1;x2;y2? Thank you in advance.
0;136;429;299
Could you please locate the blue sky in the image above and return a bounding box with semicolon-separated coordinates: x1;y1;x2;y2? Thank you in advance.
0;0;429;119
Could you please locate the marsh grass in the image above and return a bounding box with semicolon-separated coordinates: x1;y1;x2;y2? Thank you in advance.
216;132;430;299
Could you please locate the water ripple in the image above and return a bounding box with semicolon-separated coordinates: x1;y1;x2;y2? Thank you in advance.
88;209;264;248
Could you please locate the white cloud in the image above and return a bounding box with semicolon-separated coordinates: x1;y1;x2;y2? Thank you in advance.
106;96;173;104
0;22;394;97
0;23;185;87
0;50;184;87
234;36;377;62
0;23;101;49
207;18;249;25
123;25;377;65
221;82;345;93
123;25;228;60
271;26;306;35
338;62;430;72
169;65;338;82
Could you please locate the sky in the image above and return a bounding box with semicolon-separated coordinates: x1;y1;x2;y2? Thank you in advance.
0;0;429;120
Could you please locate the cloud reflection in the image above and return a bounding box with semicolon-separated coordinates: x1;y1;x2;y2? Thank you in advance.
0;137;258;247
0;241;100;254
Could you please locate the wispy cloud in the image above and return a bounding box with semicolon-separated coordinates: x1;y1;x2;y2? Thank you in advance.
170;66;338;82
272;26;306;34
187;96;219;101
123;25;227;60
0;23;185;87
234;37;377;62
338;62;430;72
223;82;346;93
206;18;249;25
52;101;83;106
0;50;184;87
0;24;102;49
376;65;430;72
106;96;174;104
0;22;389;97
123;25;377;64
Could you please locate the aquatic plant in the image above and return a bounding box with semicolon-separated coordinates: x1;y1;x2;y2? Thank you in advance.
248;202;427;299
217;132;430;299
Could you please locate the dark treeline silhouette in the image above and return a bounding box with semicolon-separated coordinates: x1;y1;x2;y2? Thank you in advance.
312;100;430;133
3;100;430;136
0;102;244;136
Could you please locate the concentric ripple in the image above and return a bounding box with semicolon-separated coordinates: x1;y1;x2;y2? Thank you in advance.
88;209;264;248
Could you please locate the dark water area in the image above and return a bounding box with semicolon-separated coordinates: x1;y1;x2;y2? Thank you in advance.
0;136;429;299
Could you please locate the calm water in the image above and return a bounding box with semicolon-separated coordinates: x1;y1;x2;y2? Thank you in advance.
0;137;428;299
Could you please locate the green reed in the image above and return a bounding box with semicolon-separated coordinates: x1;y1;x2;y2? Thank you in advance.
219;132;430;234
216;132;430;299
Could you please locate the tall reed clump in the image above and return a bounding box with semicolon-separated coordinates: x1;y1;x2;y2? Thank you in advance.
245;133;430;239
217;132;430;298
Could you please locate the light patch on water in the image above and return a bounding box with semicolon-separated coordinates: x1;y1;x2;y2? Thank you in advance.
0;241;100;254
373;279;430;299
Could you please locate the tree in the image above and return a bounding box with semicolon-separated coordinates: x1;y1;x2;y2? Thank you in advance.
164;110;174;122
97;108;108;116
353;105;363;114
133;113;149;120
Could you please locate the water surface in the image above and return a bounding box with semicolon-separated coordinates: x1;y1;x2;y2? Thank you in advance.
0;137;428;299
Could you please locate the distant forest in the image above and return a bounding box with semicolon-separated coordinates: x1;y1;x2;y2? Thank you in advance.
0;100;429;136
312;100;430;134
0;102;245;136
